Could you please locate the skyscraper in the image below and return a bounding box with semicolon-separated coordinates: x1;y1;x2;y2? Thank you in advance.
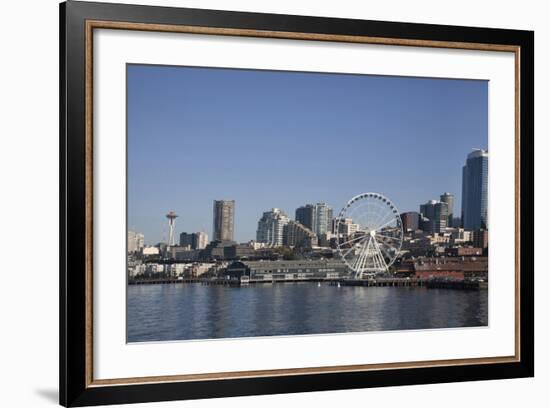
295;202;332;237
295;204;315;231
256;208;289;246
461;149;489;230
440;192;455;227
314;203;332;237
213;200;235;242
419;200;448;234
326;207;333;234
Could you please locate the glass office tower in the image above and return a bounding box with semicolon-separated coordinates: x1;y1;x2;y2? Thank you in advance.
461;149;488;230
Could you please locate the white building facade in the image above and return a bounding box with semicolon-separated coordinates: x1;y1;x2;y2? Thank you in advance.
256;208;289;246
127;230;144;253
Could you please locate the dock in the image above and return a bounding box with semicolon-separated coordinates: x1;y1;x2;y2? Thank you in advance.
129;276;487;290
333;278;425;287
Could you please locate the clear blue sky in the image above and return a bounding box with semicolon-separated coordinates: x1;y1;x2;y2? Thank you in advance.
127;64;488;245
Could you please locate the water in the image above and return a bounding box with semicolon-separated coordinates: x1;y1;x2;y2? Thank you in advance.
127;283;488;342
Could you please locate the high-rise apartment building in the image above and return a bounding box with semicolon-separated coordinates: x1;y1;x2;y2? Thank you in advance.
295;202;332;237
256;208;289;246
213;200;235;242
314;202;332;237
127;230;144;253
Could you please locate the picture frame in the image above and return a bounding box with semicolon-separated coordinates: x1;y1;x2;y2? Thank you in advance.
60;1;534;406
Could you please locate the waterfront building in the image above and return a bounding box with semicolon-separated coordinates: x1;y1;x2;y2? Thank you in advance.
256;208;290;246
440;192;455;227
396;256;488;281
283;220;318;248
128;263;146;278
445;247;483;257
145;263;165;275
213;200;235;241
419;200;448;234
190;263;216;278
461;149;489;230
166;263;188;277
400;212;420;232
414;256;487;281
127;230;144;253
225;259;349;281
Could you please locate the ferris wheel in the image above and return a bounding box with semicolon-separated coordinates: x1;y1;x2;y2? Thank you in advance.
335;193;403;279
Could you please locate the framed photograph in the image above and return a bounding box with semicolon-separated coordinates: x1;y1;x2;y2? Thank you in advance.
60;1;534;406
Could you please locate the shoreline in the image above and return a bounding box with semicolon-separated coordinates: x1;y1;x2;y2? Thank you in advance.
128;277;487;290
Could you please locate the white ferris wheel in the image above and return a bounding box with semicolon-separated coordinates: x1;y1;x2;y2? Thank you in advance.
335;193;403;279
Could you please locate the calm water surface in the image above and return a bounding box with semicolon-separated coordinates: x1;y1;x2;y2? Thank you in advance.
127;283;488;342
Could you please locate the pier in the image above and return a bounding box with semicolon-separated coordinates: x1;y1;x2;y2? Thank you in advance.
333;278;426;288
129;276;486;290
129;277;202;285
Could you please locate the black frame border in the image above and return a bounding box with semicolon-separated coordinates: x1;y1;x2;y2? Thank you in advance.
60;1;534;406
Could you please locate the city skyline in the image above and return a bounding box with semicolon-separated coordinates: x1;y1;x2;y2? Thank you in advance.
128;64;488;244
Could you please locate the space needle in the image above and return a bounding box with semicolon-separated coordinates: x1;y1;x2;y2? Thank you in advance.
166;211;178;247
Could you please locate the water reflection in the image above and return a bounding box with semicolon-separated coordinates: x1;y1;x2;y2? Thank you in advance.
127;283;488;342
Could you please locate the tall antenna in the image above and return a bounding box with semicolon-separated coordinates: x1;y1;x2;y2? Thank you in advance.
166;211;178;247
